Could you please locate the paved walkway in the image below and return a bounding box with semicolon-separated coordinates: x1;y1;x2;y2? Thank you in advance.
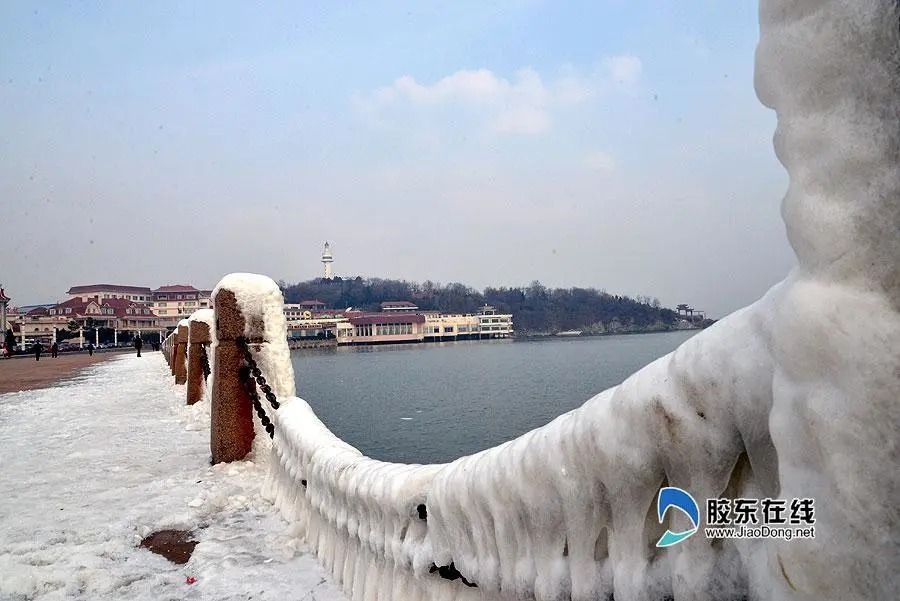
0;349;131;394
0;353;346;601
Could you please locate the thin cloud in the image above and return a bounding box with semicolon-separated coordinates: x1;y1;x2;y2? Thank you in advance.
353;57;641;137
585;151;618;173
602;55;643;85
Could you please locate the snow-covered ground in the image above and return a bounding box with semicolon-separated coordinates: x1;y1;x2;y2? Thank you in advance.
0;353;347;601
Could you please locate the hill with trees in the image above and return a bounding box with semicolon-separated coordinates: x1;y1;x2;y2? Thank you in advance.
279;277;693;335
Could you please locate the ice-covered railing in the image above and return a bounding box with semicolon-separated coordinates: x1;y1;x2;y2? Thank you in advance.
197;2;897;600
161;313;215;406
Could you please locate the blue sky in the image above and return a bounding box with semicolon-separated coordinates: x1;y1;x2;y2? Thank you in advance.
1;1;793;316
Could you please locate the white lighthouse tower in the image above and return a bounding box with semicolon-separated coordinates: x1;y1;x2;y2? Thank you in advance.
321;241;334;280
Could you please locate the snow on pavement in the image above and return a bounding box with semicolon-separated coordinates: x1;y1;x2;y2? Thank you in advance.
0;353;347;601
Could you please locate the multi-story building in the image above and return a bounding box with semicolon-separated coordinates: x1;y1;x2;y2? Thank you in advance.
15;306;69;347
422;305;513;340
64;283;210;331
475;305;514;338
335;303;513;345
67;284;153;303
284;300;327;320
47;295;160;346
337;312;426;345
150;285;211;329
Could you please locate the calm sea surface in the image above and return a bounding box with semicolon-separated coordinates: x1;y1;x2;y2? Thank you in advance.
291;330;697;464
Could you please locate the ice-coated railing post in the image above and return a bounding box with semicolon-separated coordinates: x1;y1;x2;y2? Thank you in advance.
173;323;189;385
166;333;174;367
186;317;211;406
168;331;179;376
210;288;255;464
755;2;900;599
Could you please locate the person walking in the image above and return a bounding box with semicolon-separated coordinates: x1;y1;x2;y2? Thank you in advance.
34;342;43;361
87;342;94;357
134;335;143;358
50;341;59;358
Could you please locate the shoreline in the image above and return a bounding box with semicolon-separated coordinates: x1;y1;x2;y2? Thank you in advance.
0;348;136;394
513;327;705;340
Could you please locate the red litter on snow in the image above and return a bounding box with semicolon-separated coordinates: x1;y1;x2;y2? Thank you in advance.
186;576;197;584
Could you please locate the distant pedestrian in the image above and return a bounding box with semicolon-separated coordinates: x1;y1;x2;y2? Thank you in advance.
34;342;43;361
87;342;94;357
134;335;143;358
51;341;59;358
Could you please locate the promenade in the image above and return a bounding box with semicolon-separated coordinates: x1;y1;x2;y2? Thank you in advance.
0;353;346;601
0;349;129;394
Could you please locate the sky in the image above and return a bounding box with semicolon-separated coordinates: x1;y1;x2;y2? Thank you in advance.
1;355;347;600
0;1;795;317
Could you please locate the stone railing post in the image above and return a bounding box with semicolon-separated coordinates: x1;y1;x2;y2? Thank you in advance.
210;288;255;464
173;323;188;384
168;333;177;375
186;319;211;405
164;333;173;367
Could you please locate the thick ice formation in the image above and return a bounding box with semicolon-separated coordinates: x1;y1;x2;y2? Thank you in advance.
212;2;899;600
187;309;214;326
755;2;900;599
212;273;295;400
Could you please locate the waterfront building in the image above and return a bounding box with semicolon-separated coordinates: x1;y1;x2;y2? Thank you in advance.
16;306;69;347
380;301;418;313
64;283;209;332
48;295;159;346
476;305;514;338
422;305;513;341
338;313;426;345
150;285;211;329
66;284;153;303
284;301;327;320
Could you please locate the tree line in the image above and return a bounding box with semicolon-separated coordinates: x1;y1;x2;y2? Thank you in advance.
279;277;687;335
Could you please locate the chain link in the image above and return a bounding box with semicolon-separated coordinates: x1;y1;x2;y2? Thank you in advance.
235;336;278;438
200;344;211;379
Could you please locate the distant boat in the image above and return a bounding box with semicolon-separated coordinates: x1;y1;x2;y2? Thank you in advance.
556;330;583;337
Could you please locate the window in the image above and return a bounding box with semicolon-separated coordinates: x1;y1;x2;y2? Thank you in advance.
158;295;168;300
176;294;183;300
444;326;453;333
65;308;72;314
158;302;167;307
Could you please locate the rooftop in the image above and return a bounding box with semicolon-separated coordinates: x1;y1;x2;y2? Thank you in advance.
153;285;200;293
349;313;425;325
67;284;153;295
